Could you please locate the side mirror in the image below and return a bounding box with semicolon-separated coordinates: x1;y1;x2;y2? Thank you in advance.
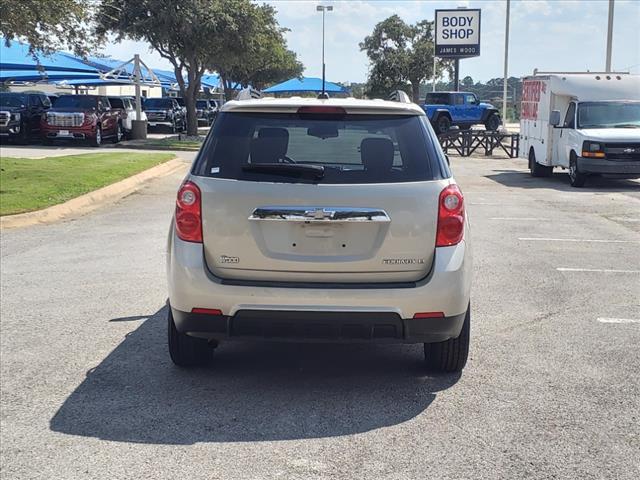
549;110;561;127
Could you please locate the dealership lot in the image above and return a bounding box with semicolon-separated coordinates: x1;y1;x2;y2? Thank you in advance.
1;153;639;479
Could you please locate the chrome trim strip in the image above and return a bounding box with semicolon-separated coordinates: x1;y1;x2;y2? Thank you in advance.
249;206;391;223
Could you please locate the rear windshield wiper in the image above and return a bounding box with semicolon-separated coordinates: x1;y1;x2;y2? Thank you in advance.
241;163;325;180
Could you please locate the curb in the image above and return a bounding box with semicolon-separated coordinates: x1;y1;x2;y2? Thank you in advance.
1;158;187;230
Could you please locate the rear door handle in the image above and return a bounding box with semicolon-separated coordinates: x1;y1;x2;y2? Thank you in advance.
249;206;391;223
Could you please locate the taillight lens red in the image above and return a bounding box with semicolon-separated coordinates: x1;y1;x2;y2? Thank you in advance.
175;181;202;243
436;184;465;247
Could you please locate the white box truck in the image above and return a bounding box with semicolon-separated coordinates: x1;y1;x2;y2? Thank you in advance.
519;72;640;187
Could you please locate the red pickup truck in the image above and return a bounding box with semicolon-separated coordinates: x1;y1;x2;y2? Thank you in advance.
41;95;123;146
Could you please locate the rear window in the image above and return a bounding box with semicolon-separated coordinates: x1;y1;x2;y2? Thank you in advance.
425;93;451;105
193;112;447;184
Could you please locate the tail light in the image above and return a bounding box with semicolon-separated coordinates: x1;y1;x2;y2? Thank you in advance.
436;184;465;247
175;181;202;243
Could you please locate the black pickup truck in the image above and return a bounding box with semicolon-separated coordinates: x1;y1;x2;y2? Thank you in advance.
0;92;51;143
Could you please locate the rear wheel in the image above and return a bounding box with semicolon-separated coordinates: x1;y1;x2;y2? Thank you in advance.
168;308;213;367
435;115;451;134
484;113;501;131
569;152;587;187
424;306;470;373
529;148;553;177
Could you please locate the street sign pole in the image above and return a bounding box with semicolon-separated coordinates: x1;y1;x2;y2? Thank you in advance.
454;59;460;91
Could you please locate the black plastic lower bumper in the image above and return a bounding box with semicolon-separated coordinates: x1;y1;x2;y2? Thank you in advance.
578;157;640;176
171;308;466;344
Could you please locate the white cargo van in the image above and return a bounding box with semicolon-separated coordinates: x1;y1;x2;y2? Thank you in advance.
520;72;640;187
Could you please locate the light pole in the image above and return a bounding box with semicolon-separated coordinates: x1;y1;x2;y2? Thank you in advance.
605;0;614;72
316;5;333;97
502;0;511;122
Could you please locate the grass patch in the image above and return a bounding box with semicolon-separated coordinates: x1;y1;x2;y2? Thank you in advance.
0;152;175;216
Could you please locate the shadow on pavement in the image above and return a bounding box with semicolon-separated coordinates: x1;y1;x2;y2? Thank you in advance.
50;306;460;445
486;169;639;192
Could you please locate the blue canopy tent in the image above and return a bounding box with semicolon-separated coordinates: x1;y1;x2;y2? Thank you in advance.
0;41;98;73
0;69;101;83
264;77;348;95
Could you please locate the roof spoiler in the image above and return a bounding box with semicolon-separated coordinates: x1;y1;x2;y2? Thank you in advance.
388;90;412;103
236;87;262;100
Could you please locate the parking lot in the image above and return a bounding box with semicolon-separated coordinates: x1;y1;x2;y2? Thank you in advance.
1;150;638;479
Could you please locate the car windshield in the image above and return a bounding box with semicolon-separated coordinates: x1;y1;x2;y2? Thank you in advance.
0;94;26;108
196;100;208;108
578;102;640;129
54;96;98;109
425;93;450;105
108;98;124;109
194;111;445;184
144;98;173;109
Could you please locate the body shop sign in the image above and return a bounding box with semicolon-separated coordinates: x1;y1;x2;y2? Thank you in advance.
435;9;481;58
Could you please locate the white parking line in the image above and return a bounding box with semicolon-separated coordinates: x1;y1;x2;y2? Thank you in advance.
490;217;547;221
597;318;640;324
520;237;640;244
557;267;640;273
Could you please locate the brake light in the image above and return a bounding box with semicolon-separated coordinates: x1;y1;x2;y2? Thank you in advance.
175;181;202;243
297;106;347;115
191;308;222;315
436;184;465;247
413;312;445;319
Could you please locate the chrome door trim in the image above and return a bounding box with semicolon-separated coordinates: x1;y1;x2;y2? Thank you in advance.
249;206;391;223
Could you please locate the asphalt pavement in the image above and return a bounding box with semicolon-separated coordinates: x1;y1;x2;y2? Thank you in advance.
1;152;639;479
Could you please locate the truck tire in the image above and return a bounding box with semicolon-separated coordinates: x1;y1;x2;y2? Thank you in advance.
529;148;553;177
168;308;213;367
112;122;123;143
484;113;501;131
435;115;451;134
91;126;102;147
424;305;470;373
569;152;587;187
17;121;30;145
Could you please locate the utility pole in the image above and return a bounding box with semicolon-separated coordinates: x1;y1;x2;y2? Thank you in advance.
605;0;614;72
502;0;511;122
316;5;333;97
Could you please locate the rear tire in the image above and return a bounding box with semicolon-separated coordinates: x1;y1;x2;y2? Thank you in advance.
435;115;451;134
484;113;501;131
112;122;123;143
168;308;213;367
569;152;587;187
424;306;470;373
17;121;30;145
529;148;553;177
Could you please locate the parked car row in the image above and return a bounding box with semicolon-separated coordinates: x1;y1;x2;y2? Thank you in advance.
1;92;219;146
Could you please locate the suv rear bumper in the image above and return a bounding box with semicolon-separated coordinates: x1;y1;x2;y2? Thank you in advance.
167;232;472;344
172;307;467;343
578;157;640;176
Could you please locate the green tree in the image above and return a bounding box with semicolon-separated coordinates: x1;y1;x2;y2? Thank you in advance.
0;0;95;55
461;76;474;88
360;15;448;102
206;3;303;98
96;0;247;136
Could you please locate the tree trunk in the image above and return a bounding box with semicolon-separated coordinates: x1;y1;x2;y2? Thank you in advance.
411;81;420;103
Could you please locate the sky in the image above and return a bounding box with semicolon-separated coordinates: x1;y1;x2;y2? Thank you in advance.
101;0;640;84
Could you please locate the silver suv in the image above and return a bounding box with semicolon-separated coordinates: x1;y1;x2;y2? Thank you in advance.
166;93;472;372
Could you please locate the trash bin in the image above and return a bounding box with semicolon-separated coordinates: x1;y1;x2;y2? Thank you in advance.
131;120;147;140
